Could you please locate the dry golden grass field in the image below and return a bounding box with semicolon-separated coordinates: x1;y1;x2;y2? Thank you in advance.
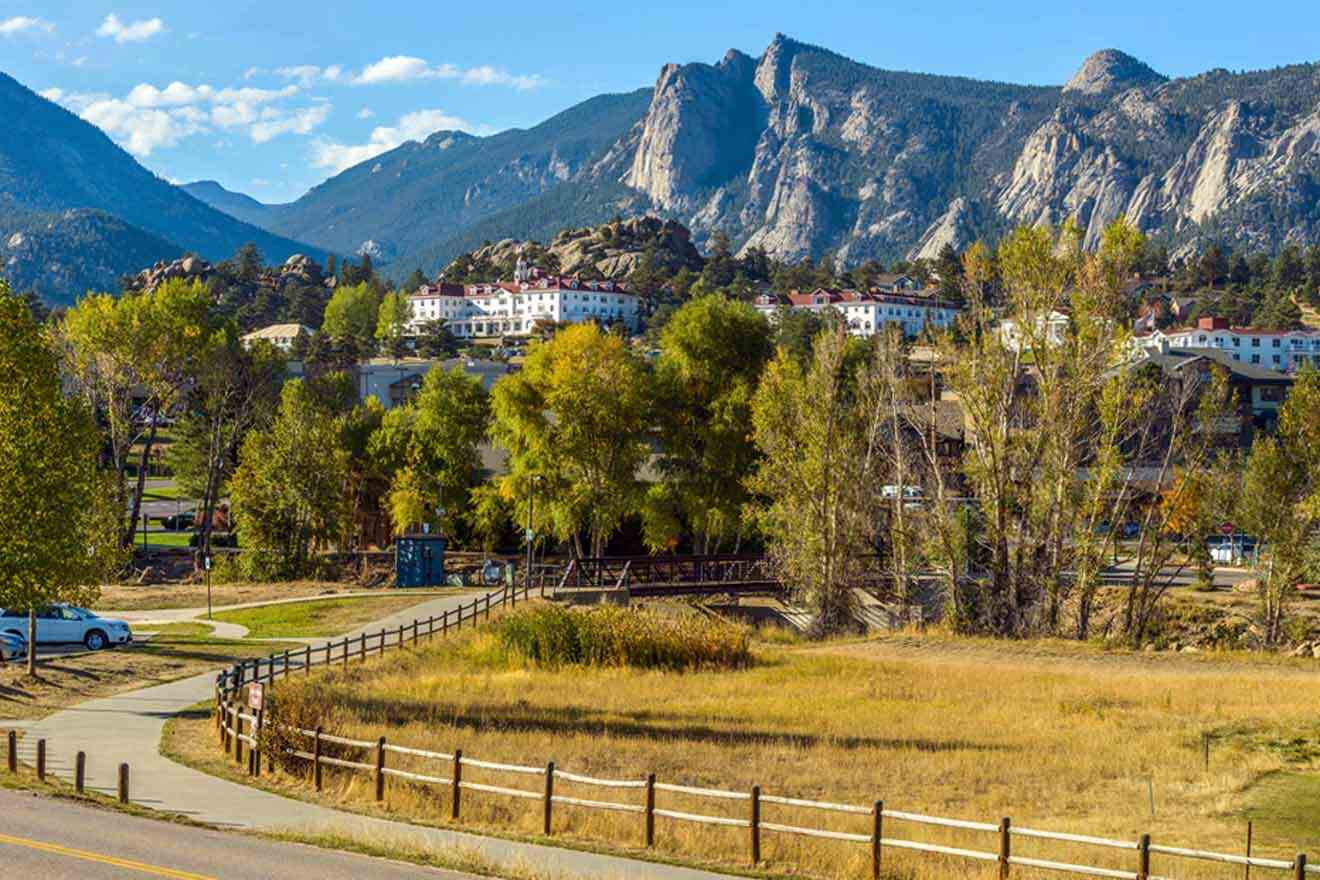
169;623;1320;880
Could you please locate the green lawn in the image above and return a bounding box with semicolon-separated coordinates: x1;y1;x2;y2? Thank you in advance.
211;595;445;639
140;531;193;548
142;485;192;502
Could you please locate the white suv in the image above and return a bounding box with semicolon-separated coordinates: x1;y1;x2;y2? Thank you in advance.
0;605;133;651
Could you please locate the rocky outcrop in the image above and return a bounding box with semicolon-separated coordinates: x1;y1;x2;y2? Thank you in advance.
625;50;760;210
1063;50;1166;97
132;255;215;291
441;216;704;282
910;198;977;260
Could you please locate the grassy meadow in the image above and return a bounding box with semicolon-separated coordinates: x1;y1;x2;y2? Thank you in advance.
175;616;1320;880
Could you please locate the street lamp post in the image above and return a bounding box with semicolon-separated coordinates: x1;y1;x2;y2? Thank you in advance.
524;476;541;594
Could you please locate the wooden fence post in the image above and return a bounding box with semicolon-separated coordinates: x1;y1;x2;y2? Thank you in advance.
304;645;312;676
7;730;16;773
1138;833;1151;880
253;709;264;777
645;774;656;848
443;609;449;635
36;738;45;781
999;817;1011;879
75;752;85;793
282;649;291;680
234;706;243;763
313;726;323;791
544;761;555;835
1296;854;1307;880
1246;820;1253;880
359;632;366;662
118;763;129;803
375;737;386;802
412;620;419;644
749;784;761;865
451;750;462;820
872;800;883;880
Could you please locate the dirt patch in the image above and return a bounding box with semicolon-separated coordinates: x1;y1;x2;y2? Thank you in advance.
0;635;300;721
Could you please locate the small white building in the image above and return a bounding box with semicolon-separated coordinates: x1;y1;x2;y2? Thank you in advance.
1138;316;1320;373
752;288;961;338
241;323;312;351
997;310;1072;352
408;261;643;339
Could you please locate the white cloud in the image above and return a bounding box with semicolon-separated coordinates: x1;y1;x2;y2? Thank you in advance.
96;13;164;44
356;107;375;119
458;65;546;90
351;55;546;90
81;99;202;155
0;16;53;36
43;77;325;156
272;64;342;86
312;108;487;173
353;55;430;85
250;104;331;143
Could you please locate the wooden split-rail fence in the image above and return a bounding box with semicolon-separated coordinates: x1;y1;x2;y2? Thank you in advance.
215;582;1315;880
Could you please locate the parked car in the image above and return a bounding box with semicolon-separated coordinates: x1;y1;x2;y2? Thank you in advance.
158;510;196;530
0;631;26;662
0;605;133;651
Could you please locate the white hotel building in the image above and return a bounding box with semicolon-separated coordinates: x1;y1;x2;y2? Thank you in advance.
407;263;643;339
753;287;961;338
1139;316;1320;372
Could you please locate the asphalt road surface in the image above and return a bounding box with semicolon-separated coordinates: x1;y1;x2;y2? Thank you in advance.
0;788;477;879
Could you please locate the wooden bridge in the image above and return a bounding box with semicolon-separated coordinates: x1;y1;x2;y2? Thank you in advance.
553;555;782;598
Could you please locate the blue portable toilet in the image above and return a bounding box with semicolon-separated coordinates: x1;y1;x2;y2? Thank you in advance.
395;534;447;587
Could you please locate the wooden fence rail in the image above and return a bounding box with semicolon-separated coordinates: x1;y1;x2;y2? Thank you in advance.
213;581;1317;880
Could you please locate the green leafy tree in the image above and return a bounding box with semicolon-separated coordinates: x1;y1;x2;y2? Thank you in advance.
0;284;121;672
490;323;650;557
376;367;490;537
61;279;212;547
166;330;285;558
748;328;879;635
375;289;415;357
649;295;772;552
229;380;350;578
321;282;381;346
415;318;460;358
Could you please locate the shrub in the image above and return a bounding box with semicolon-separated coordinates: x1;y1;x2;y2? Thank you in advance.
496;605;751;671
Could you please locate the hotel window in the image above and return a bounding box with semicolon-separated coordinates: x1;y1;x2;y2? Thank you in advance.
1252;337;1260;347
1273;338;1281;348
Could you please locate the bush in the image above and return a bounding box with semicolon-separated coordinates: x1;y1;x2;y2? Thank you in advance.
496;605;751;671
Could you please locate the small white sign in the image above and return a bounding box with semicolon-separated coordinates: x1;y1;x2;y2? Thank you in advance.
248;682;264;711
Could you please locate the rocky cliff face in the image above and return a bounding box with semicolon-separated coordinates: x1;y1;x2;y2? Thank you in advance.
604;37;1320;263
183;37;1320;279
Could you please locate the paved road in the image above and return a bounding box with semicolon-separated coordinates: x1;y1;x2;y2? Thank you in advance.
16;593;734;880
0;788;474;879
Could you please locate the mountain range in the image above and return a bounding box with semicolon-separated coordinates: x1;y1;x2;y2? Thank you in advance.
0;73;321;305
9;36;1320;305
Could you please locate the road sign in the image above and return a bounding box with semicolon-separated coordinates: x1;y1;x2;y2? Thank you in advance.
248;682;264;711
203;555;213;571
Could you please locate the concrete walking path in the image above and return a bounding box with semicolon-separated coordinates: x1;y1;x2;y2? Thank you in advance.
18;593;733;880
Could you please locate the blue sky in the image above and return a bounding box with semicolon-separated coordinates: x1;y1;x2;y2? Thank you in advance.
5;1;1320;203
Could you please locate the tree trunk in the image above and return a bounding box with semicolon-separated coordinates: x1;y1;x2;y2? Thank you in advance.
26;608;36;676
123;420;160;548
